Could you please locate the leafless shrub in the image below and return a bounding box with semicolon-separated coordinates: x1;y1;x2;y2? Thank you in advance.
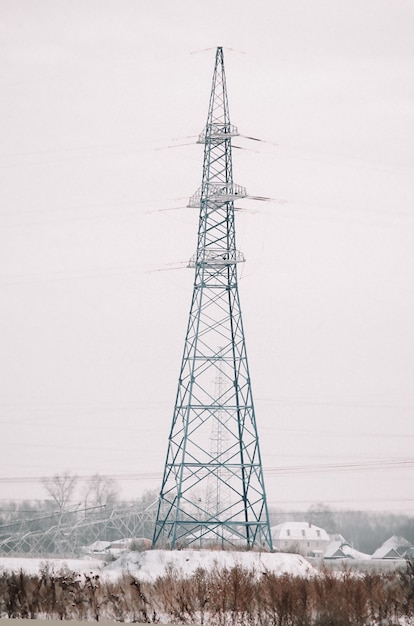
191;567;210;625
205;564;258;626
152;565;198;623
101;576;130;622
259;572;299;626
1;561;413;624
399;560;414;620
0;570;37;618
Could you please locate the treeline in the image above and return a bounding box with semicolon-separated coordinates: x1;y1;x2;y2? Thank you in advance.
1;481;413;556
1;562;414;624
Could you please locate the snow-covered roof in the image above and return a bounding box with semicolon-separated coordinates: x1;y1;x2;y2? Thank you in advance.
271;521;330;542
324;539;371;560
380;535;411;550
372;546;402;559
84;540;111;553
341;543;371;560
372;536;412;559
324;540;348;559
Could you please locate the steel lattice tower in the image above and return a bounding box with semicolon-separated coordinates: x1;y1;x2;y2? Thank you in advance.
153;47;272;550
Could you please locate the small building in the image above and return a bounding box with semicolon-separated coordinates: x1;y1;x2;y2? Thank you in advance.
372;536;412;560
271;521;330;557
82;537;152;556
324;534;371;560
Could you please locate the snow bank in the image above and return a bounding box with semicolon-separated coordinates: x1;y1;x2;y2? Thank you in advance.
104;549;315;580
0;550;315;581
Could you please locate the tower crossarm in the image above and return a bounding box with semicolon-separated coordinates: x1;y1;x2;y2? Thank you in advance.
188;183;247;208
188;248;245;269
197;123;239;143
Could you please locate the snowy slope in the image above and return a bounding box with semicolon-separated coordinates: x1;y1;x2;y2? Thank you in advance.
0;549;315;581
104;549;315;580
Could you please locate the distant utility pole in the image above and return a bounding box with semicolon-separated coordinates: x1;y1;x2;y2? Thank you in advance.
152;47;273;550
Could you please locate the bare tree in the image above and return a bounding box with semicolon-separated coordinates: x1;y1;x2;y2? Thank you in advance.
83;474;119;511
307;502;336;533
42;471;78;513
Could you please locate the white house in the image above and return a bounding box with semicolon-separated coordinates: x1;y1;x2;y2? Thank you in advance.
271;521;330;557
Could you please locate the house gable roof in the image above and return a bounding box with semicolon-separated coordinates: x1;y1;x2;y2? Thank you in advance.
324;538;371;560
372;535;412;559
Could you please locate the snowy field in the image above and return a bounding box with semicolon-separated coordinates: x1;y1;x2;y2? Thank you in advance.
0;556;105;577
0;549;315;581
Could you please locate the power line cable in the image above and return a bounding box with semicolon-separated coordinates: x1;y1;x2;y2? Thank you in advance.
0;458;412;486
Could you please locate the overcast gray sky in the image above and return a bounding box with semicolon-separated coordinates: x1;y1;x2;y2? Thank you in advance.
1;0;414;513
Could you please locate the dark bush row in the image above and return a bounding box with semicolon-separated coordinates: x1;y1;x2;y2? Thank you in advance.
0;561;413;625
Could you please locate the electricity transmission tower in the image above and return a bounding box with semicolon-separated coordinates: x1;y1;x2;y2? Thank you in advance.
153;47;273;550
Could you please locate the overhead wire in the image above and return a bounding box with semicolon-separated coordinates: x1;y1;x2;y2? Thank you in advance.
1;133;411;231
264;458;414;476
0;458;413;487
0;199;153;219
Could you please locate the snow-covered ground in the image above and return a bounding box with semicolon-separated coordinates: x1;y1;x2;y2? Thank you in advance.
105;549;315;580
0;556;105;577
0;549;315;581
